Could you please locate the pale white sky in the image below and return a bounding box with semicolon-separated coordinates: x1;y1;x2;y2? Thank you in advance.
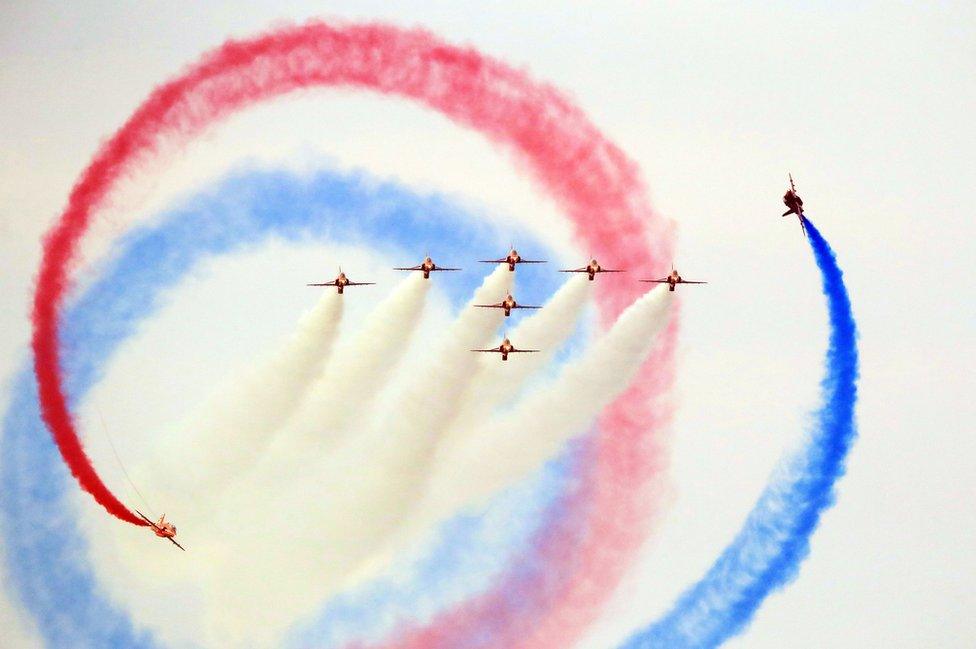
1;2;974;648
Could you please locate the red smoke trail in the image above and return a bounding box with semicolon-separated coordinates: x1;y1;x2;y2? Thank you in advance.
32;20;675;641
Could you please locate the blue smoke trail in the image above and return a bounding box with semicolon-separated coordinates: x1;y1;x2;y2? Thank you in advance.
621;218;859;648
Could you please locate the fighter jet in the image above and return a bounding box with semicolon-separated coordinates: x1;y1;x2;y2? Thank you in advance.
471;337;539;361
641;266;707;291
135;510;186;551
474;293;542;317
307;268;375;294
559;258;625;281
479;247;546;271
782;173;807;236
395;255;461;279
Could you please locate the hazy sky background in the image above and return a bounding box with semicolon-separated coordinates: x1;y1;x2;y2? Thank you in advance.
1;2;974;647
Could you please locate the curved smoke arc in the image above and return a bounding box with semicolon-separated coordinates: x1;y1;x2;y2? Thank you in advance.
620;218;859;648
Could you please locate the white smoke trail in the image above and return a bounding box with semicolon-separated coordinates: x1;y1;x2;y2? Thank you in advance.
227;273;430;507
355;264;515;458
343;285;673;597
157;291;345;494
183;267;516;644
445;274;593;449
266;273;430;460
418;285;673;527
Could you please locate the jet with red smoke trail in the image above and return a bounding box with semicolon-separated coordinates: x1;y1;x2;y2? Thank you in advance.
136;510;186;551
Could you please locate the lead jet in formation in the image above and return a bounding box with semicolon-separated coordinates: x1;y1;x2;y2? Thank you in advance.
471;337;539;361
480;247;547;271
560;258;625;281
475;293;541;317
641;266;706;291
395;255;461;279
782;173;807;236
307;268;375;294
136;510;186;551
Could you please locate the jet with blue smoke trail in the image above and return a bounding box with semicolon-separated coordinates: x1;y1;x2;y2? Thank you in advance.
619;218;858;648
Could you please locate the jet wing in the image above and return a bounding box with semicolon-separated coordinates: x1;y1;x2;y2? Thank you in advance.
470;348;501;353
394;265;424;271
597;269;625;273
307;281;339;287
478;258;508;264
430;267;462;271
559;268;589;273
513;305;542;309
679;280;707;285
167;537;187;551
640;278;670;283
135;510;157;529
345;282;376;286
474;303;505;309
515;260;546;264
510;348;540;353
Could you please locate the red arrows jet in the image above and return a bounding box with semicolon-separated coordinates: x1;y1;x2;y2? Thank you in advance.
474;293;542;317
641;266;707;291
308;268;375;294
479;247;547;271
136;510;186;551
395;255;461;279
471;337;539;361
782;173;807;236
560;258;625;281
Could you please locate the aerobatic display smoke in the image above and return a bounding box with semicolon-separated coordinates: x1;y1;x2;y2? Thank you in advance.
158;266;521;645
22;24;679;645
58;17;939;649
28;23;673;548
287;273;430;439
425;284;673;522
0;10;870;646
0;12;867;646
158;290;345;494
344;264;515;506
621;218;859;648
450;274;593;440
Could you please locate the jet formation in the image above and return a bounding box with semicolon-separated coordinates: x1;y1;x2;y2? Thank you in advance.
142;178;812;548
